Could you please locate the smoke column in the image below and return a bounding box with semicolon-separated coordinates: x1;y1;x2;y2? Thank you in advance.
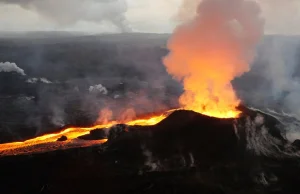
163;0;264;118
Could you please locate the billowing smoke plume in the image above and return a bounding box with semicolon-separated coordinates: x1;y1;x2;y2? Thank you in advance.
163;0;264;118
0;0;131;32
0;62;26;76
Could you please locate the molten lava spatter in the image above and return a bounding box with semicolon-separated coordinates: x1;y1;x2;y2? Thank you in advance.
163;0;263;118
0;110;174;156
179;85;242;118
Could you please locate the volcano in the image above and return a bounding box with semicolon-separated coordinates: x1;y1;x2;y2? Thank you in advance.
0;107;299;194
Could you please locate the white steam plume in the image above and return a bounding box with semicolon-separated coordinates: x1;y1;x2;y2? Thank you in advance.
27;77;53;84
255;33;300;119
89;84;108;95
0;62;26;76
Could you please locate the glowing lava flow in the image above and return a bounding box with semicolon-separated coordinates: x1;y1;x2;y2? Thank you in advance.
0;110;175;156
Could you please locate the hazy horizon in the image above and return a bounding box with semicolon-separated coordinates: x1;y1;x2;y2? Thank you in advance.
0;0;300;35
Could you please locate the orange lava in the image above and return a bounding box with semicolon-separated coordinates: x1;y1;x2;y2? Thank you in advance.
0;110;175;156
163;0;263;119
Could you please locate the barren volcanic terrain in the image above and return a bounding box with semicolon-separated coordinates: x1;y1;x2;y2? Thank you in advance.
1;107;300;194
1;33;300;194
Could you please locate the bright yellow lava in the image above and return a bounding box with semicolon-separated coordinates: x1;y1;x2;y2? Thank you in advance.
189;109;241;119
0;108;240;156
0;110;175;156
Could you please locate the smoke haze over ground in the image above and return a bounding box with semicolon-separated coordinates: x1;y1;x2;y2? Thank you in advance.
259;37;300;118
0;34;181;143
0;32;300;143
0;1;300;144
1;2;300;194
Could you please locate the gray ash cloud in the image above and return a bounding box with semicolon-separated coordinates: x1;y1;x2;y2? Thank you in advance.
0;0;131;32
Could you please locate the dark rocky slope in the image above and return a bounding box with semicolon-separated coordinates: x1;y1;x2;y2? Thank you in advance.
0;108;299;194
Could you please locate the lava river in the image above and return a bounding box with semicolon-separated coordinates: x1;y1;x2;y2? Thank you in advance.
0;107;242;156
0;109;177;156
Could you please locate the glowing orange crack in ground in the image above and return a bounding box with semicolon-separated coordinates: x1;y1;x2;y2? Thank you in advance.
0;109;176;154
0;108;241;155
